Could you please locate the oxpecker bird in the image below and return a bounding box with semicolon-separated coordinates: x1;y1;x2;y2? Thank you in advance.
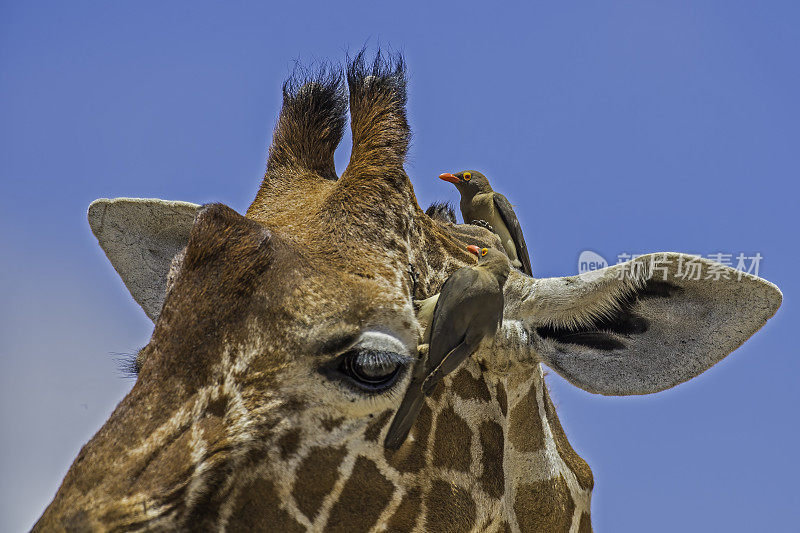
385;245;510;450
439;170;533;276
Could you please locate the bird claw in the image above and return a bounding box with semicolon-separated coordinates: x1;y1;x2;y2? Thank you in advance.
469;219;495;233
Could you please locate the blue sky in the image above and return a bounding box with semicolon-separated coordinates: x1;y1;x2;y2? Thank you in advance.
1;1;797;531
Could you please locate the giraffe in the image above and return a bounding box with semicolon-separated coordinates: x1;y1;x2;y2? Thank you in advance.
33;52;781;532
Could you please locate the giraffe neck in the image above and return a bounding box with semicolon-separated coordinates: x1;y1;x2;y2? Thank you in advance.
505;364;593;533
222;360;594;532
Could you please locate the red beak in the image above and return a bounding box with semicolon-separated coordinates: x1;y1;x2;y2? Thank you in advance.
439;172;460;184
466;245;481;257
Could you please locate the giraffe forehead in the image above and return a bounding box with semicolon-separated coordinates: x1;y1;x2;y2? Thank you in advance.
156;240;416;360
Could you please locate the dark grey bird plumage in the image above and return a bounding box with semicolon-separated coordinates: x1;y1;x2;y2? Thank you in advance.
384;246;510;450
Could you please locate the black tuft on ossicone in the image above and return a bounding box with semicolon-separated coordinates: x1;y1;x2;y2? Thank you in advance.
426;202;457;224
345;48;410;162
269;61;348;179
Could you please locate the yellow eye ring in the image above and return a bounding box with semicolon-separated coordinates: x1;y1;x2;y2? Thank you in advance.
463;172;471;181
481;248;488;256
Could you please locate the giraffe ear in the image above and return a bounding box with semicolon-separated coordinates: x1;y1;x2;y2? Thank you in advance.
503;253;782;395
88;198;201;322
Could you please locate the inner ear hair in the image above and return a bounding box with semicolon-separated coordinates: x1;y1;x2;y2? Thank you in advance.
536;279;681;351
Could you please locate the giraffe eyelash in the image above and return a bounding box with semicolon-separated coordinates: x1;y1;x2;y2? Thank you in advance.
335;349;410;393
318;330;414;395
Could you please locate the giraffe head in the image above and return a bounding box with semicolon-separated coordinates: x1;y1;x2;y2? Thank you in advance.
35;52;781;532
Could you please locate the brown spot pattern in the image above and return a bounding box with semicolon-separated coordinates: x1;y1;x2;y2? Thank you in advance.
284;396;308;414
292;445;347;520
513;474;575;533
385;402;432;473
386;488;421;532
432;405;472;473
325;457;394;533
496;382;507;417
542;388;594;490
478;420;505;498
451;367;492;402
425;479;477;532
206;397;228;419
363;410;392;442
321;416;345;431
228;477;304;532
428;380;444;402
277;428;301;459
508;382;545;452
578;511;593;533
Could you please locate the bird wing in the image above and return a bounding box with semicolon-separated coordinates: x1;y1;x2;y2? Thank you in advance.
384;377;426;450
493;193;532;276
426;267;484;372
421;341;472;394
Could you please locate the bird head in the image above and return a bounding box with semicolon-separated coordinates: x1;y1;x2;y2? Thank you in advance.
467;244;511;284
439;170;493;197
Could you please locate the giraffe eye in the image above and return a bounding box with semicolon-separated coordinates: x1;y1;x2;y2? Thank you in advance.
463;172;471;181
340;349;406;391
319;331;412;394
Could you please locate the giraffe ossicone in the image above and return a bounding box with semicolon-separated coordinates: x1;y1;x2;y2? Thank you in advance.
35;51;781;532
